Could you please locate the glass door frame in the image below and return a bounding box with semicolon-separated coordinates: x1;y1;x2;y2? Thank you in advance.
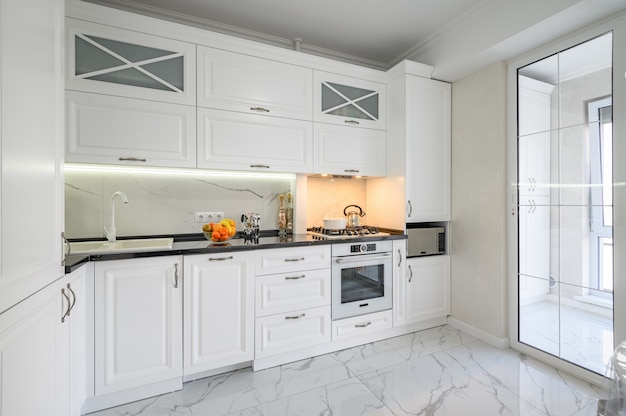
507;16;626;386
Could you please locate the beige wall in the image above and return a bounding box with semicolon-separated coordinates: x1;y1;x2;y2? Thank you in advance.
450;62;509;339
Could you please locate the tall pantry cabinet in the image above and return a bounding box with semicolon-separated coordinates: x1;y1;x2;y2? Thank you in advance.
0;0;69;415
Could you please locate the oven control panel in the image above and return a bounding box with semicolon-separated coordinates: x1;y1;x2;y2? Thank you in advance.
350;243;376;253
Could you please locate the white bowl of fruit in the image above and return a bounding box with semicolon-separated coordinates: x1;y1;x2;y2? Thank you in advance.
202;219;236;242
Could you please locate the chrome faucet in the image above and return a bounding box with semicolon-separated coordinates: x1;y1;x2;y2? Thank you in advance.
104;191;129;242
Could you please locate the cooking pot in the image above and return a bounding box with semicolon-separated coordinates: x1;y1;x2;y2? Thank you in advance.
343;204;366;227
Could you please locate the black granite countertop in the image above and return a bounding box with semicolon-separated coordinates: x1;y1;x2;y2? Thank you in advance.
64;232;407;273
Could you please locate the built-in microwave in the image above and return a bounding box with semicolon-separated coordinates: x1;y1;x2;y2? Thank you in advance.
406;225;445;257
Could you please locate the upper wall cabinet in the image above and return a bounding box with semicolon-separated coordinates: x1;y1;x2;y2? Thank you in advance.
314;71;386;130
66;18;196;106
197;47;313;121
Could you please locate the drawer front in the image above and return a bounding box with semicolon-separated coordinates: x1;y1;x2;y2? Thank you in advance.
331;310;393;341
255;306;330;358
255;246;331;275
256;269;330;317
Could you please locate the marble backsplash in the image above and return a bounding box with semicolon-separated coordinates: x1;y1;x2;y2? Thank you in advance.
65;167;295;239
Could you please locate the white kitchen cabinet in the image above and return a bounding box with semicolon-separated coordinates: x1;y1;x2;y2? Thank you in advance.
93;257;183;399
392;239;408;327
0;0;65;314
256;245;331;275
314;71;386;130
197;46;313;120
256;269;330;317
0;270;83;416
331;310;393;341
406;255;450;323
66;91;196;168
67;266;88;416
183;252;255;377
255;305;331;358
314;123;386;177
66;18;196;106
197;108;313;173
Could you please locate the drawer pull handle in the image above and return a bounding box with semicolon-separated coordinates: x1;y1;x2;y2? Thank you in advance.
285;275;306;280
118;157;147;162
250;107;270;113
344;120;360;125
285;313;305;320
344;169;360;173
209;256;234;261
174;263;179;288
355;321;372;328
250;164;270;169
284;257;305;262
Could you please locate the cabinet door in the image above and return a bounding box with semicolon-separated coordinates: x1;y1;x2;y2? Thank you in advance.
0;0;65;314
406;256;450;324
405;75;451;222
314;71;385;129
314;123;386;177
256;269;330;317
255;306;330;358
66;91;196;168
184;252;255;375
66;18;196;106
197;46;312;120
392;240;407;327
0;277;70;416
94;257;183;396
67;267;87;416
197;108;313;173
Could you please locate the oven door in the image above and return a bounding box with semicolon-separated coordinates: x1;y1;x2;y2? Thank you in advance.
331;252;392;320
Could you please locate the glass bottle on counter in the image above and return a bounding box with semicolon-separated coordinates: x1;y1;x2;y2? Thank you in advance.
278;194;287;237
286;193;293;234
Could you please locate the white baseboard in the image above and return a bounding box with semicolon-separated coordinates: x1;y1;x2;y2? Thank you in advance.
447;317;510;349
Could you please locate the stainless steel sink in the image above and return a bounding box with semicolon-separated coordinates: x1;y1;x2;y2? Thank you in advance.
70;237;174;254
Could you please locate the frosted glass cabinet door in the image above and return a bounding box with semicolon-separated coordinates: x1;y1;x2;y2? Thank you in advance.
66;18;196;105
314;71;386;130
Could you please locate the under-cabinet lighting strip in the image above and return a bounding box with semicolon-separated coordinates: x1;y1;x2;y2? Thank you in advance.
64;163;296;180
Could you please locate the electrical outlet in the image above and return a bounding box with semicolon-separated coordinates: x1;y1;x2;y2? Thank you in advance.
195;211;225;223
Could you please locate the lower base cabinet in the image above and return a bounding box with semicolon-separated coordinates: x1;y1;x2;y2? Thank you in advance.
93;257;183;398
0;267;85;416
183;252;255;377
331;309;393;341
406;255;450;323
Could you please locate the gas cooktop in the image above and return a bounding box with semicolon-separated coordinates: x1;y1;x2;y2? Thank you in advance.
307;226;390;240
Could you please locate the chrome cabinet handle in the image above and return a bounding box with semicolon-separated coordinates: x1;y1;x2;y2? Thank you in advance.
408;265;413;283
344;169;360;173
355;321;372;328
61;232;70;266
209;256;234;261
250;107;270;113
344;120;360;125
285;313;305;320
174;263;179;288
250;164;270;169
397;249;402;267
66;283;76;316
285;275;306;280
118;157;147;162
407;200;413;217
61;288;71;323
284;257;305;262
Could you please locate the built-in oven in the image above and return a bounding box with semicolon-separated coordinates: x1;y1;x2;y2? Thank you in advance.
331;240;393;320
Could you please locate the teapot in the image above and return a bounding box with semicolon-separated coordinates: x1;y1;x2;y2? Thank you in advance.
343;204;366;227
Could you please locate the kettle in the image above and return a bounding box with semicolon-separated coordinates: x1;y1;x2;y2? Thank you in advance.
343;204;366;227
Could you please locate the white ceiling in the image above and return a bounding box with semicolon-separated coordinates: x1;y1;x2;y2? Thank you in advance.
83;0;626;82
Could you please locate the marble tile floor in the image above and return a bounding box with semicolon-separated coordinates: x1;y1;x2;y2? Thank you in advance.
88;325;608;416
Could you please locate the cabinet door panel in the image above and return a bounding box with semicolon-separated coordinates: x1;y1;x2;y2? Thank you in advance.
314;123;386;177
406;256;450;323
66;91;196;168
197;108;313;173
331;310;392;341
184;252;254;375
94;257;183;396
255;246;331;275
198;47;312;120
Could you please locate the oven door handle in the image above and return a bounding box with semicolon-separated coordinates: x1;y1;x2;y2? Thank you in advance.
335;253;391;264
